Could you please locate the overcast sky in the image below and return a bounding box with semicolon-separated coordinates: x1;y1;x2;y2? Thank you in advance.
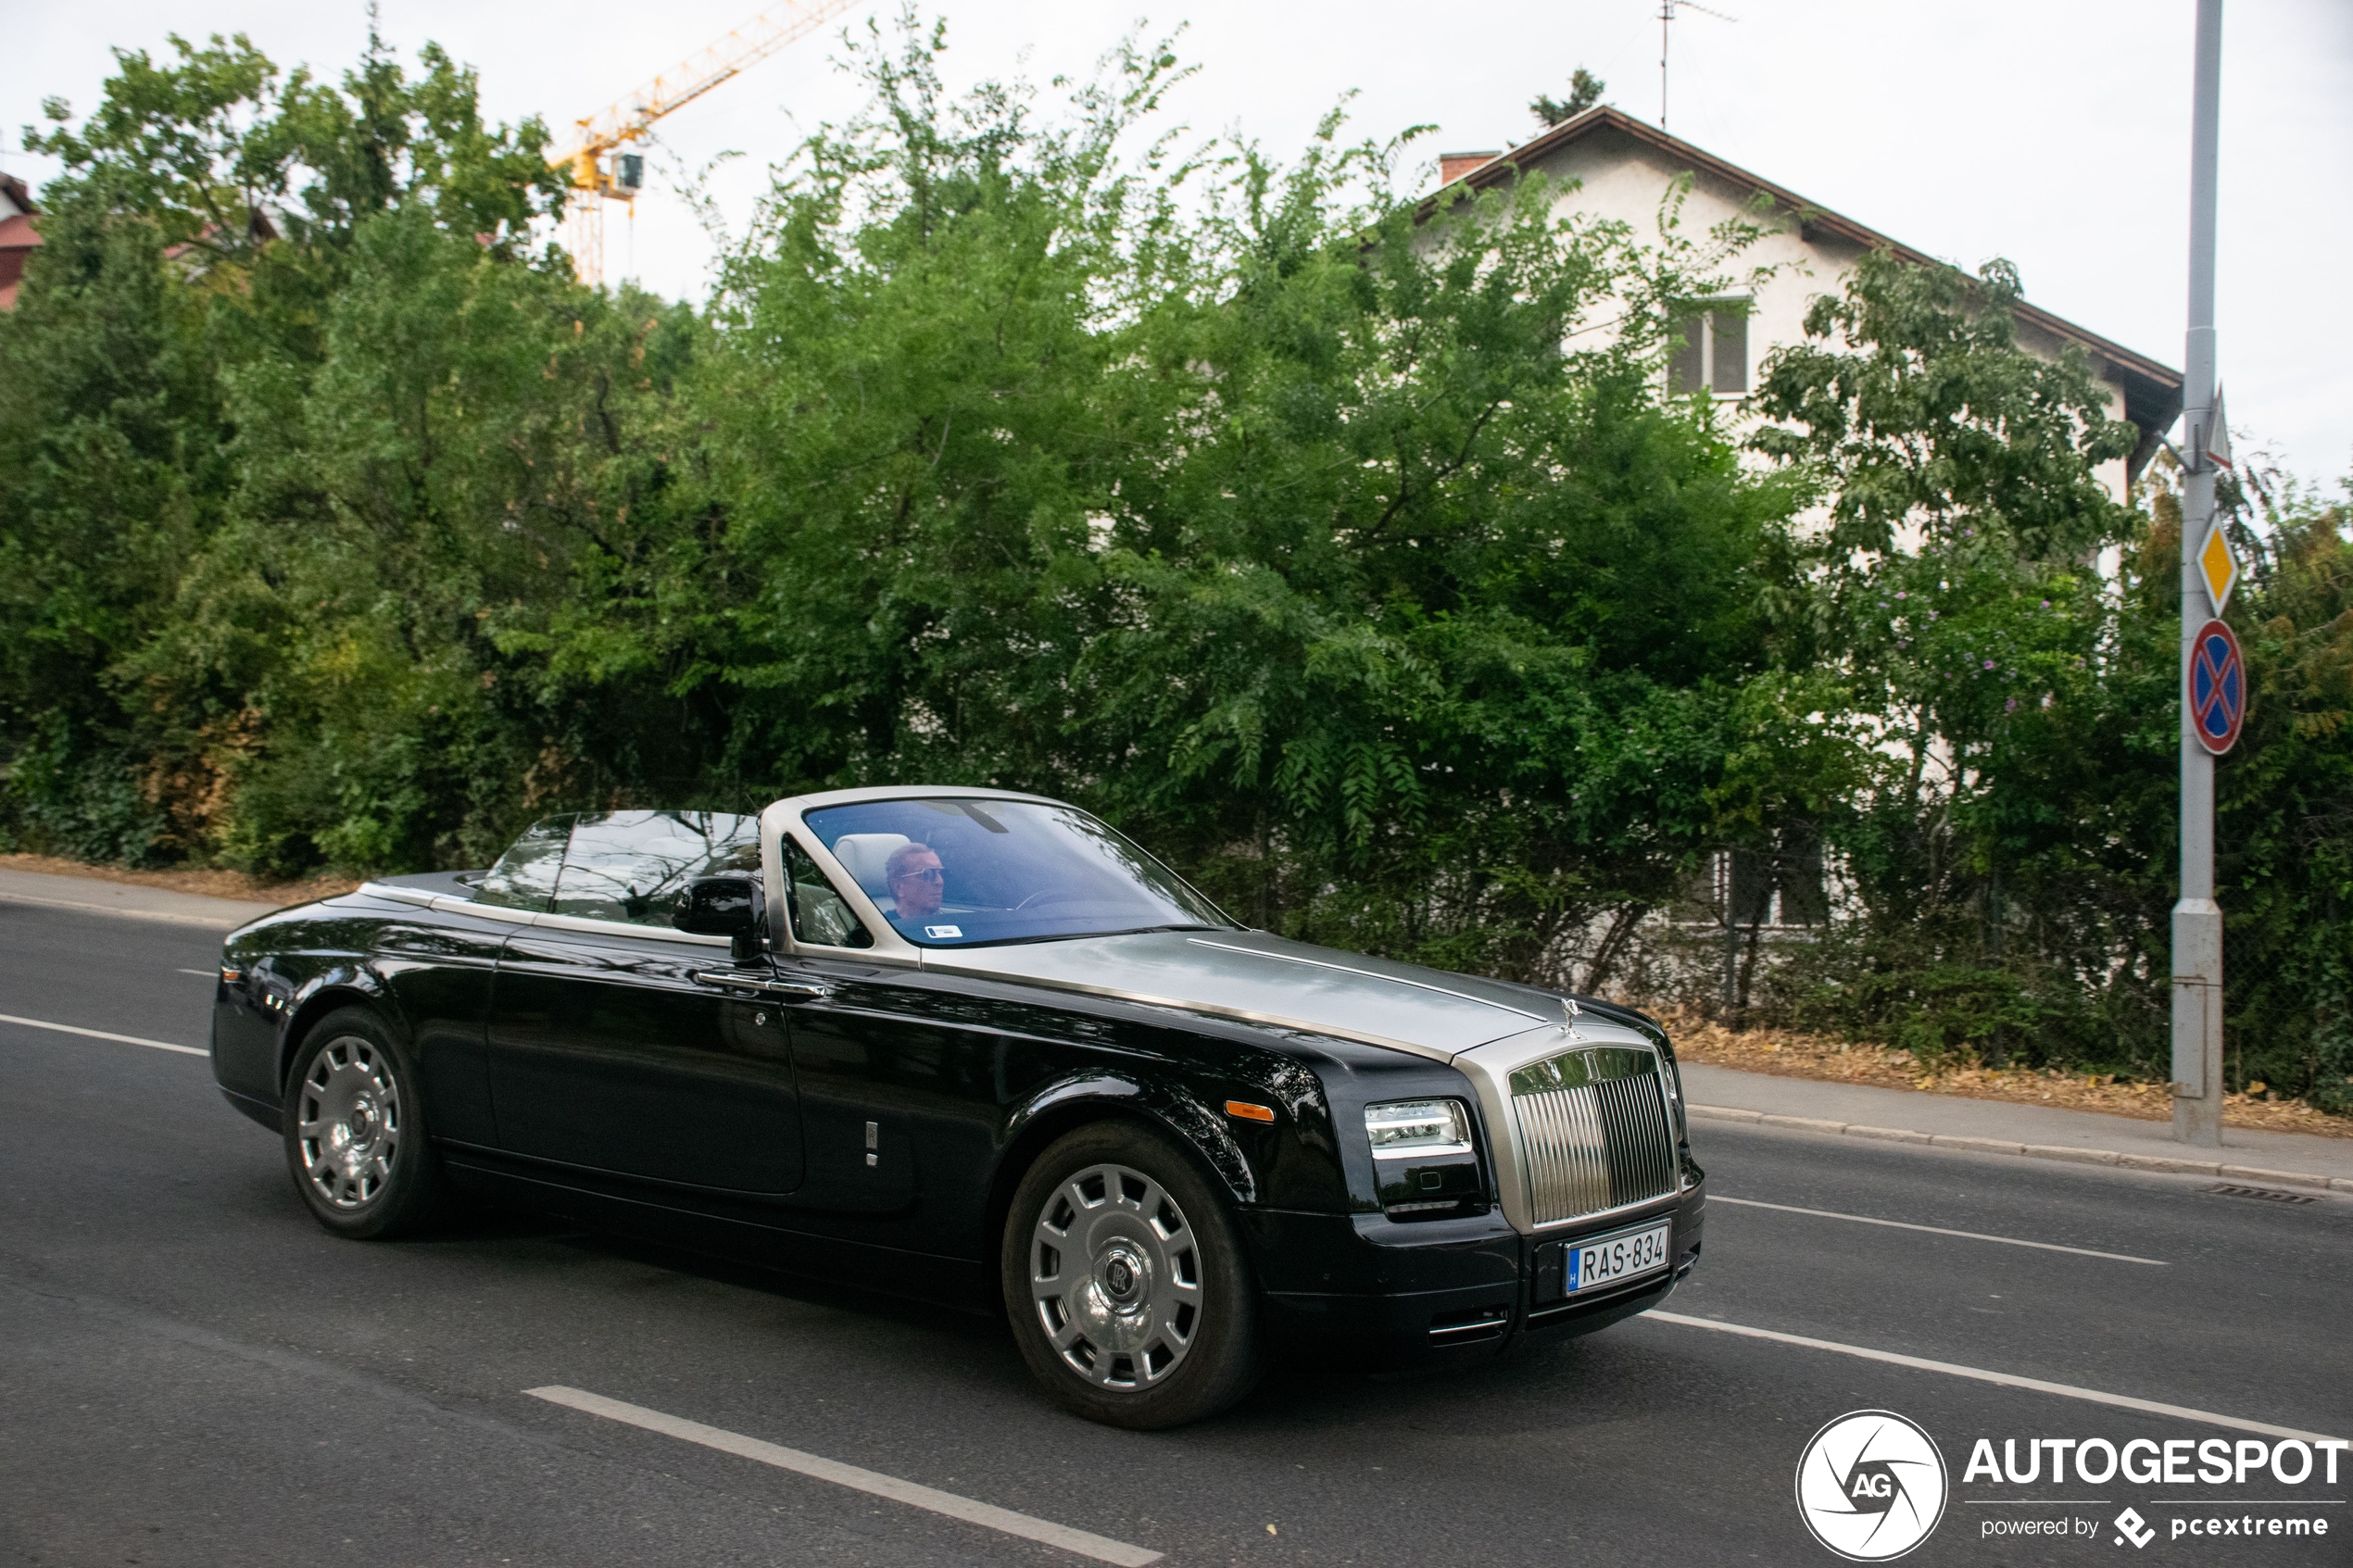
8;1;2349;483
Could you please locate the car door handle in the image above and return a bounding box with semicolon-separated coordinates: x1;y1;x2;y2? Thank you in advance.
690;970;833;1002
764;977;834;1000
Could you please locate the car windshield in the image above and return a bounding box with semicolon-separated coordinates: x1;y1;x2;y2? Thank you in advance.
801;797;1232;948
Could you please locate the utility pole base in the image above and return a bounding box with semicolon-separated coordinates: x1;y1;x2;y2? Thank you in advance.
2171;898;2224;1148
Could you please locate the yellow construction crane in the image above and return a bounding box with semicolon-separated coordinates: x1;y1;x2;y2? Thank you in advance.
555;0;862;286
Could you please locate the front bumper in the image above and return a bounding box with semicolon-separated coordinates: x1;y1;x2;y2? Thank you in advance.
1242;1178;1705;1368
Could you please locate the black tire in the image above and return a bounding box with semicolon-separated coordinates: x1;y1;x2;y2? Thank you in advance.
1000;1121;1260;1429
282;1006;447;1239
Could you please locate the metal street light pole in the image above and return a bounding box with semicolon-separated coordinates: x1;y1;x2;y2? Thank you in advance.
2172;0;2224;1148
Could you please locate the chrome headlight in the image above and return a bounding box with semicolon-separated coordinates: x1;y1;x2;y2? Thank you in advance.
1364;1098;1484;1218
1364;1098;1473;1159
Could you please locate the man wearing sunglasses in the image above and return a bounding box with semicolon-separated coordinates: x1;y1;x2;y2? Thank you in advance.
883;840;947;921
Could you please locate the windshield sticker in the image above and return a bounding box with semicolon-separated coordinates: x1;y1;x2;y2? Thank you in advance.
925;924;963;939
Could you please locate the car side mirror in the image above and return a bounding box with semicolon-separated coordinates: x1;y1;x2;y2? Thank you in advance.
674;872;765;962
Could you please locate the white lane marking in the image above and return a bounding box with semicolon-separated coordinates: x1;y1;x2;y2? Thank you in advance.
1711;1195;2168;1265
1646;1311;2343;1443
525;1386;1163;1566
177;968;216;977
0;1012;206;1058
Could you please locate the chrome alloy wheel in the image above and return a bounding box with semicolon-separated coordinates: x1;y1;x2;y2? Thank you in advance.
297;1035;402;1210
1029;1161;1202;1391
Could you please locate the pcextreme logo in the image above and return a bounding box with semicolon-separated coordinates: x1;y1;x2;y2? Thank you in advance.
2114;1507;2157;1548
1796;1410;1951;1562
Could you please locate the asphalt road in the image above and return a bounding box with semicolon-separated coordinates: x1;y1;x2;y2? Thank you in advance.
3;899;2347;1567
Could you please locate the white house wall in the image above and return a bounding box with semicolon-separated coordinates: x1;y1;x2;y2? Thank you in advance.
1495;124;2136;505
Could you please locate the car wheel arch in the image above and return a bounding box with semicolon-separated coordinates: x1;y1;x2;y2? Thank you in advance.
277;980;405;1093
984;1083;1255;1311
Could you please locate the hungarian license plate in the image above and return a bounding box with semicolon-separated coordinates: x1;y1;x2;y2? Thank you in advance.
1566;1221;1672;1293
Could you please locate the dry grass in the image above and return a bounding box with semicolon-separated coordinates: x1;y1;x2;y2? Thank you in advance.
0;852;359;909
1654;1004;2353;1141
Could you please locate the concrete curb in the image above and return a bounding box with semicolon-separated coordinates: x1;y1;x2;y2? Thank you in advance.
0;866;283;930
1688;1103;2353;1195
0;886;271;930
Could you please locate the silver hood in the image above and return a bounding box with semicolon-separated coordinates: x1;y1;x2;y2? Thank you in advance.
925;926;1684;1238
921;928;1580;1062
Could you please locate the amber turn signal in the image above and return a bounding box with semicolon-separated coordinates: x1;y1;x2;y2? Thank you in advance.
1224;1100;1276;1123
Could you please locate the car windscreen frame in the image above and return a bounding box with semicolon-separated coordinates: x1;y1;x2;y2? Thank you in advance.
763;789;1235;956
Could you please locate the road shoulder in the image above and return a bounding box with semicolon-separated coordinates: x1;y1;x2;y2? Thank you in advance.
1684;1060;2353;1192
0;868;281;931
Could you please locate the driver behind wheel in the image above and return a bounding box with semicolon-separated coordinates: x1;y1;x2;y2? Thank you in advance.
884;841;946;921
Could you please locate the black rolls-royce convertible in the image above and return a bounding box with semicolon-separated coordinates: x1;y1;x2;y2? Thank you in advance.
210;787;1705;1427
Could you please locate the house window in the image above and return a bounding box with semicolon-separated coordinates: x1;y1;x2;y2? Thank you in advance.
1668;303;1749;395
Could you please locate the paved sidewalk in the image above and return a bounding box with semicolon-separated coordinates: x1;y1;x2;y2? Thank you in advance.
0;868;282;931
1683;1060;2353;1191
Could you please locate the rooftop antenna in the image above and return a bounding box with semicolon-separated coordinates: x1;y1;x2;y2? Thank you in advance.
1658;0;1738;132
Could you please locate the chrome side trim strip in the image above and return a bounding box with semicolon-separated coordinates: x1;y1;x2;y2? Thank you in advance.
398;894;732;947
357;882;440;909
529;910;730;947
425;896;541;926
1182;938;1552;1022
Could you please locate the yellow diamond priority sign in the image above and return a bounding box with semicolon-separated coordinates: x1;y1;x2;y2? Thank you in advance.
2197;522;2239;614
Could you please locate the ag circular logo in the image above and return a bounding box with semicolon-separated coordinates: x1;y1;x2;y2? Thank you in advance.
1794;1409;1948;1561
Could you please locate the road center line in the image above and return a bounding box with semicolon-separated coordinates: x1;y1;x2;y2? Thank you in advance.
1645;1311;2342;1443
524;1386;1162;1567
1711;1195;2168;1265
0;1011;207;1058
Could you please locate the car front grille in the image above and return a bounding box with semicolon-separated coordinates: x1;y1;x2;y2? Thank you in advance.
1509;1044;1679;1226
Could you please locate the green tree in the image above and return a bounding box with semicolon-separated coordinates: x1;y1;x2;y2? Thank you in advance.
1072;129;1802;986
22;13;2339;1113
1529;69;1607;129
0;29;601;871
1749;251;2185;1069
2204;462;2353;1107
486;17;1807;987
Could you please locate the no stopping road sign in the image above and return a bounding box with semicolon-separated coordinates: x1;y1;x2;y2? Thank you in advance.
2190;619;2246;755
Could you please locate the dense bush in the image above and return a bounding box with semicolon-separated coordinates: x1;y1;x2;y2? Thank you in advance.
3;19;2347;1105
